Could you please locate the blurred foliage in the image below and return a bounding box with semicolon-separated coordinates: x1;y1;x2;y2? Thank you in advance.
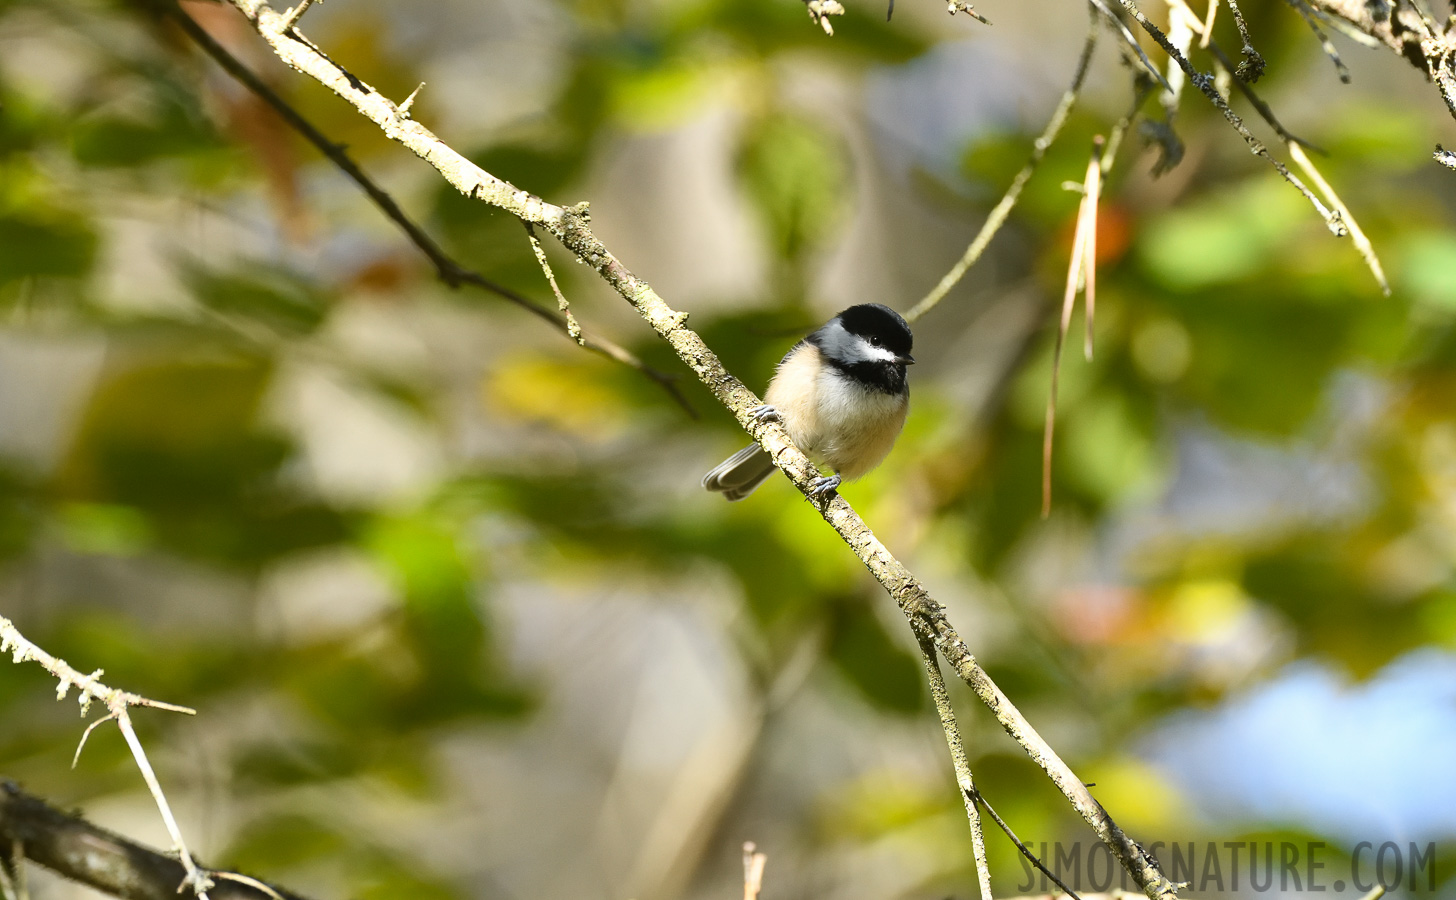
0;0;1453;898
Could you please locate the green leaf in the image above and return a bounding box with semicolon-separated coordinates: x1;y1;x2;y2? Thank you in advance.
0;212;96;284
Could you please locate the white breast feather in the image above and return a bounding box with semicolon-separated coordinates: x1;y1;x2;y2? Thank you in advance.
764;343;907;483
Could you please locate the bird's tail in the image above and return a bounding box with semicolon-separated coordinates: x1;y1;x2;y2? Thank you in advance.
701;444;778;501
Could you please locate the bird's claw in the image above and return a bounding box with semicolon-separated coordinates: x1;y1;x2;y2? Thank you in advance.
750;404;782;424
808;474;841;497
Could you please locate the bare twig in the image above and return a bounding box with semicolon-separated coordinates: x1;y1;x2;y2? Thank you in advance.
947;1;991;23
209;5;1185;897
277;0;316;31
1305;0;1456;123
918;637;992;900
525;222;583;345
1286;0;1353;82
969;786;1086;900
1087;0;1176;94
1199;0;1219;48
163;2;696;418
1287;142;1389;294
214;872;287;900
1222;0;1266;80
0;781;312;900
742;843;766;900
1207;41;1325;151
905;12;1100;323
1116;0;1347;236
0;618;209;897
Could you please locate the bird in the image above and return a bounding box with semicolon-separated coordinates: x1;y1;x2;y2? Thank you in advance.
702;303;914;501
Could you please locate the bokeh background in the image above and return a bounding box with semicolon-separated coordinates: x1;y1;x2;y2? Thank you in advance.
1;0;1455;898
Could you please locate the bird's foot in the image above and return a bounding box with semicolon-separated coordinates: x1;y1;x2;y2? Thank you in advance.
750;404;782;424
808;473;841;497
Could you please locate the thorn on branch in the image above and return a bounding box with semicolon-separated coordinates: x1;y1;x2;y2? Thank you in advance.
397;82;425;118
279;0;319;31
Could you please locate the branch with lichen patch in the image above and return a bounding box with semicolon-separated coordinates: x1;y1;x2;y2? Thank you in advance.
0;780;309;900
212;3;1183;898
0;617;210;898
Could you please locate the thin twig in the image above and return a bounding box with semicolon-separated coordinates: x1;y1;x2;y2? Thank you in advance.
905;12;1100;323
210;5;1187;897
1207;41;1326;151
1222;0;1266;80
1287;142;1389;294
947;1;991;22
968;785;1085;900
918;636;992;900
0;617;207;897
1116;0;1347;236
1199;0;1219;47
277;0;316;30
215;871;288;900
115;715;214;897
524;222;584;345
71;711;119;768
1286;0;1353;81
164;2;697;418
0;781;314;900
1087;0;1176;95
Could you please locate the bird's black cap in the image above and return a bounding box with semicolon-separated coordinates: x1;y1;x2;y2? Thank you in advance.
835;303;913;361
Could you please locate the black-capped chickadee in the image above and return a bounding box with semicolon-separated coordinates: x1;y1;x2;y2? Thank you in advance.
703;303;914;501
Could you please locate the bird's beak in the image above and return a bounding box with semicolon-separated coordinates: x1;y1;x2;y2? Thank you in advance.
900;355;916;365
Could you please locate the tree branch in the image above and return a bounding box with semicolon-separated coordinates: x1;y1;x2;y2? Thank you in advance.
0;781;310;900
1116;0;1348;235
0;617;211;897
207;3;1181;897
918;637;992;900
1306;0;1456;124
906;10;1099;323
161;1;696;418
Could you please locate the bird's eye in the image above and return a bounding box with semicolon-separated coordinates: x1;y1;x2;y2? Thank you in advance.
870;336;882;346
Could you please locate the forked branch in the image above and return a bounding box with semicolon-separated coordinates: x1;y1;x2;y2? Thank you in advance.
212;1;1180;898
